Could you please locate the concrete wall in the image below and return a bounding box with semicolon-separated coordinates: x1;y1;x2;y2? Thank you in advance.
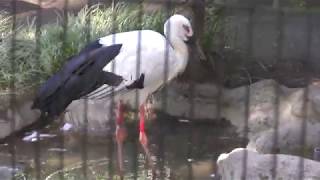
222;7;320;70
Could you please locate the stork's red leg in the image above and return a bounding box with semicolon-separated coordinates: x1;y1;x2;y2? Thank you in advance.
115;101;127;175
139;104;154;168
139;105;148;149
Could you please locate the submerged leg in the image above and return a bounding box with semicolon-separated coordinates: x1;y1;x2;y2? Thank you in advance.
115;101;127;175
139;105;154;168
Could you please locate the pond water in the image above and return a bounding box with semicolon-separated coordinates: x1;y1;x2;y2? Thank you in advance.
0;117;245;180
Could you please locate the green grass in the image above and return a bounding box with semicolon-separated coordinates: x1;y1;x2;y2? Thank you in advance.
202;5;224;53
0;3;222;94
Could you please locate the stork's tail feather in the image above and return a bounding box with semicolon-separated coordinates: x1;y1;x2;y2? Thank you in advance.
0;113;54;144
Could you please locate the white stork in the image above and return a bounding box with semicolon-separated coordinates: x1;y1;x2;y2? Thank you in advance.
29;14;195;173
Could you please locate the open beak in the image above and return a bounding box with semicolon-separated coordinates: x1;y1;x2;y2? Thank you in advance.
185;36;207;62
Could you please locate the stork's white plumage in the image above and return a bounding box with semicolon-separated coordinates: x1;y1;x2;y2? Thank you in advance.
87;14;193;107
86;14;194;173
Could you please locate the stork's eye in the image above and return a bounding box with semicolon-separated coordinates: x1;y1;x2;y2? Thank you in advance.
183;24;190;33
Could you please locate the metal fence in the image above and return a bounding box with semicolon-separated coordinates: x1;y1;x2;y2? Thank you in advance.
1;0;319;179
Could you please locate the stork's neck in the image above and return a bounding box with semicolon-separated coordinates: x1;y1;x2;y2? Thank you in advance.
169;37;189;71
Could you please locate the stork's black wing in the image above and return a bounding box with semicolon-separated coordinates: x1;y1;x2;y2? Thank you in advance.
32;44;123;117
33;40;107;102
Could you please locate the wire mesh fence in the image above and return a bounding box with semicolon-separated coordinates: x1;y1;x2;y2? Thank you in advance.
0;0;320;179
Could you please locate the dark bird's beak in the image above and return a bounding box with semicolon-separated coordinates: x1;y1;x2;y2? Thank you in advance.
185;35;207;62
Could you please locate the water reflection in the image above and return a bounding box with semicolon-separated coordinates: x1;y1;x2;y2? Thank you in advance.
0;116;245;180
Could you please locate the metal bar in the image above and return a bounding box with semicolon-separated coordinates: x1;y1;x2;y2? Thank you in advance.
58;116;65;180
271;7;283;180
187;124;194;180
9;0;17;179
241;5;254;180
162;0;171;112
188;1;206;179
298;7;313;180
186;42;196;180
156;0;173;179
212;2;225;177
57;0;70;179
135;0;142;125
298;82;309;180
112;0;118;177
34;0;42;180
34;0;42;179
158;136;165;180
34;127;41;179
81;0;93;179
108;0;117;179
106;138;114;179
134;1;143;179
131;137;138;180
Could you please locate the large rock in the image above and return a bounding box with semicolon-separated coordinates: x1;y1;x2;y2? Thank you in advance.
221;80;282;136
220;80;320;154
221;80;303;137
247;122;320;154
217;148;320;180
151;81;220;120
220;79;320;154
0;98;40;139
64;99;114;135
221;79;320;134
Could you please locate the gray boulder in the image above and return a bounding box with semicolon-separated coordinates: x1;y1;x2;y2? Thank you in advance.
217;148;320;180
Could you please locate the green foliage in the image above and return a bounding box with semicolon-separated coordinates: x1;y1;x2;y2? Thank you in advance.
202;5;224;52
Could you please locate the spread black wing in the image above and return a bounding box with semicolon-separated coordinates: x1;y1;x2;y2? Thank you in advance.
32;43;123;117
